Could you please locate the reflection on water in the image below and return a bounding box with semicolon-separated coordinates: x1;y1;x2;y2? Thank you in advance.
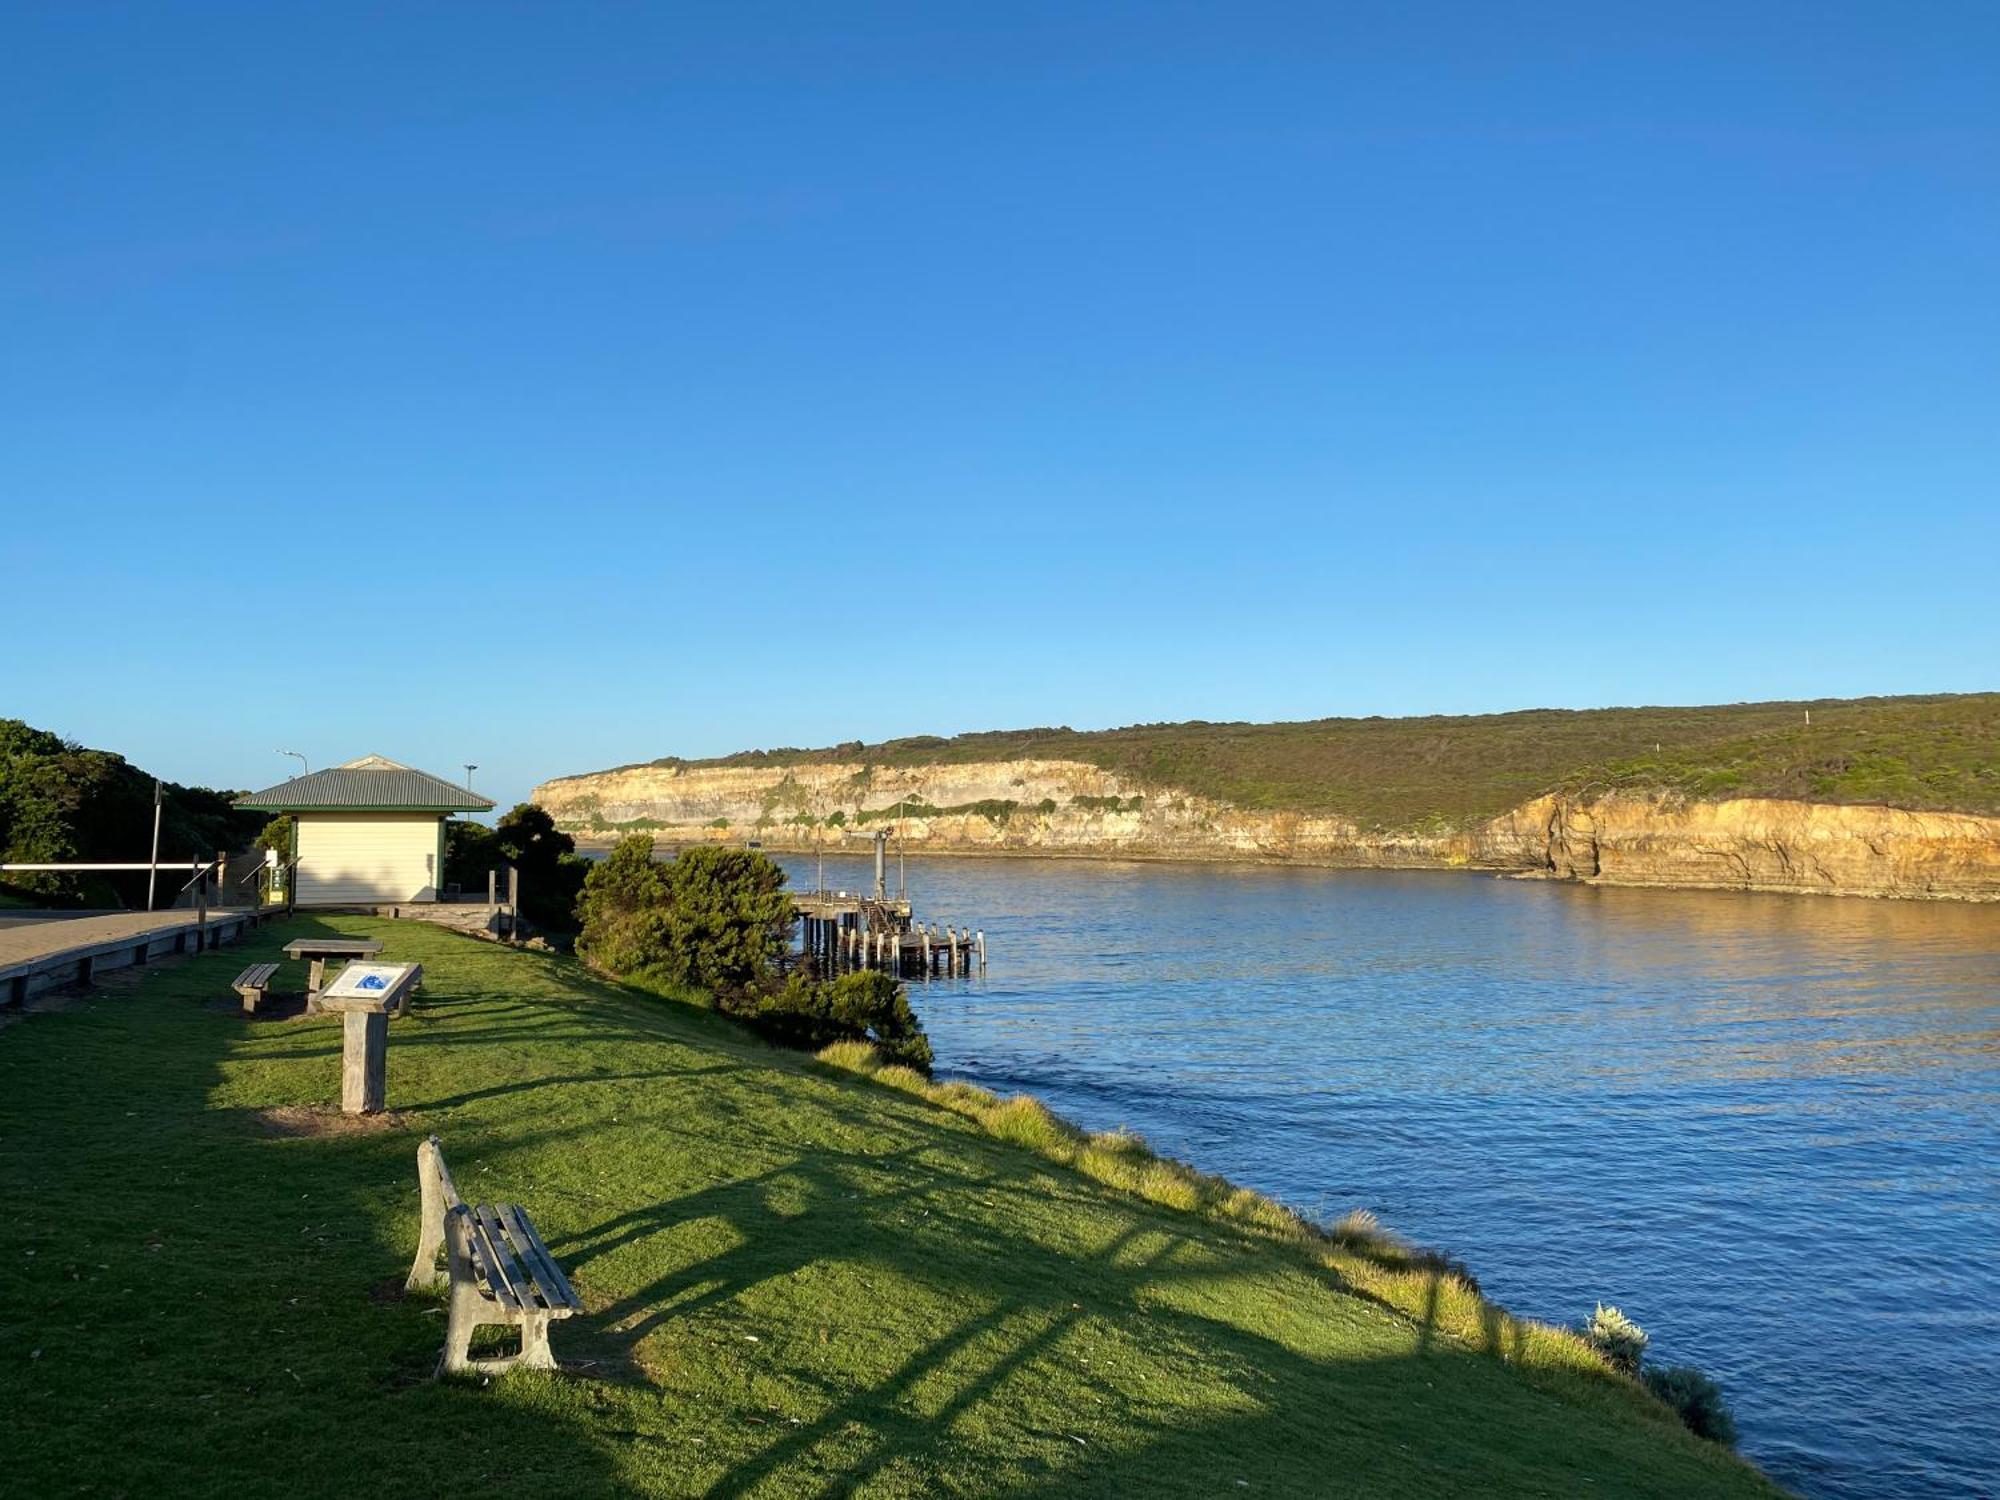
778;854;2000;1500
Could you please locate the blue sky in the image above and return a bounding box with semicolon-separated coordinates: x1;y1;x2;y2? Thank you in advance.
4;2;1995;810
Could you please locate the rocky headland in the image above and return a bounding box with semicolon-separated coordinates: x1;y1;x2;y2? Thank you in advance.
533;757;2000;901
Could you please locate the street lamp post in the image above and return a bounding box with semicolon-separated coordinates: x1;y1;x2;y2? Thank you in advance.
464;763;478;793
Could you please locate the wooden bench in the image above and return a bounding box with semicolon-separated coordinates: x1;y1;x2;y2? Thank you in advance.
232;962;280;1015
406;1136;581;1375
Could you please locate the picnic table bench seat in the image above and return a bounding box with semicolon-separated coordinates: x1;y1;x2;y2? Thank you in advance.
407;1136;580;1375
232;962;280;1014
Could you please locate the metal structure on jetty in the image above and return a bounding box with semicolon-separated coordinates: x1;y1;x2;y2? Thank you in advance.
793;831;985;979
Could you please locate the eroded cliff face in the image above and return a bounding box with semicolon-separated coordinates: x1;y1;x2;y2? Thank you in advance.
532;760;2000;900
1494;793;2000;901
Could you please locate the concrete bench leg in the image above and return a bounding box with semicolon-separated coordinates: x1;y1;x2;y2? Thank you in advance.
442;1279;482;1376
519;1311;558;1371
442;1297;551;1376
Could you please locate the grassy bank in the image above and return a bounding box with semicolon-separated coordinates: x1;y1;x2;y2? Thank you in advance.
613;693;1998;830
1;917;1779;1497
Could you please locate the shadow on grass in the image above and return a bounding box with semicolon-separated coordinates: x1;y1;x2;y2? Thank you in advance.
0;917;631;1496
2;916;1762;1499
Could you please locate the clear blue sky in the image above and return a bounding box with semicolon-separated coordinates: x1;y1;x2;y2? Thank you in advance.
4;2;1995;811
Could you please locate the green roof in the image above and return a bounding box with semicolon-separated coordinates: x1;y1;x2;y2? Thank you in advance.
234;755;493;814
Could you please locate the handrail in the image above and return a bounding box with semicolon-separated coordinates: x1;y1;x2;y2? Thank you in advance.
0;861;217;873
176;861;218;896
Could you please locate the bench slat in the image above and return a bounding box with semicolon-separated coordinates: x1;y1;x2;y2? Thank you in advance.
469;1205;530;1312
496;1203;581;1313
457;1205;520;1310
232;963;278;989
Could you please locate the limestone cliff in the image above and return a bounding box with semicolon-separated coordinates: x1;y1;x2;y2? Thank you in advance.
532;760;2000;901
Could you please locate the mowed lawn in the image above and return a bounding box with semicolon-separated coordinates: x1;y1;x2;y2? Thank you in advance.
0;917;1779;1498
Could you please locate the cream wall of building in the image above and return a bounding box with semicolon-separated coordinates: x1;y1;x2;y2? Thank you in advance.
294;813;444;905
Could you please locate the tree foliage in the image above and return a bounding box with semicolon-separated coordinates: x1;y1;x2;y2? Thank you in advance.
255;815;295;861
0;719;260;907
446;802;591;932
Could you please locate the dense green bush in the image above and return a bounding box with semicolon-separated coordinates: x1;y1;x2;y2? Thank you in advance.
724;970;932;1072
578;836;932;1071
577;837;793;991
1644;1365;1738;1446
1584;1303;1649;1375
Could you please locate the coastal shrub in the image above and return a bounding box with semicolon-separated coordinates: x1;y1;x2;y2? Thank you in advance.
583;842;934;1070
578;838;793;992
1584;1303;1650;1375
1644;1364;1738;1446
722;970;932;1073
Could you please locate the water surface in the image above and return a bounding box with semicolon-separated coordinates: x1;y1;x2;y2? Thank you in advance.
780;853;2000;1499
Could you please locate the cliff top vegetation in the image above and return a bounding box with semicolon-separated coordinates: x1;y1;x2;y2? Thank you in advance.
600;693;2000;832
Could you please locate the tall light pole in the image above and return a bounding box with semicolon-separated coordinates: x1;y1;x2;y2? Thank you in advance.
279;749;308;778
463;763;478;793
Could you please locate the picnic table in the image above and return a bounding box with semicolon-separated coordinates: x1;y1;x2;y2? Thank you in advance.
283;937;385;1013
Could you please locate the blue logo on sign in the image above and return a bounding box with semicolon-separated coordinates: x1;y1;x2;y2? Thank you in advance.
358;974;387;991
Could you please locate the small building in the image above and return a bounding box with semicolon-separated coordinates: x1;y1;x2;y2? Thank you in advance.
235;755;493;906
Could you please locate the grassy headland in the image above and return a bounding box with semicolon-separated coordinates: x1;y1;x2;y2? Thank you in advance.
0;918;1778;1497
617;693;1999;831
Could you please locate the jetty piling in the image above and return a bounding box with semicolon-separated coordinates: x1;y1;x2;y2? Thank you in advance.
787;828;984;978
789;895;985;980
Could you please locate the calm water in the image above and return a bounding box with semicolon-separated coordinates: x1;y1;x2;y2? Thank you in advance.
778;853;2000;1499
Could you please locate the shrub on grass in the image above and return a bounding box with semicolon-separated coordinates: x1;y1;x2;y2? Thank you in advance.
578;837;794;991
1584;1303;1650;1375
580;841;933;1069
723;971;932;1073
1644;1364;1738;1446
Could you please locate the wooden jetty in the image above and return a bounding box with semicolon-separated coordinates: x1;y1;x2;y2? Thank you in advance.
793;832;985;979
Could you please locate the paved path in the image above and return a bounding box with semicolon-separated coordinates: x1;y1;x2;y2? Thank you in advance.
0;909;255;971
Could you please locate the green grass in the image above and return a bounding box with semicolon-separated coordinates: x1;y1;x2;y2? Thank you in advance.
1;918;1780;1498
613;693;1999;831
